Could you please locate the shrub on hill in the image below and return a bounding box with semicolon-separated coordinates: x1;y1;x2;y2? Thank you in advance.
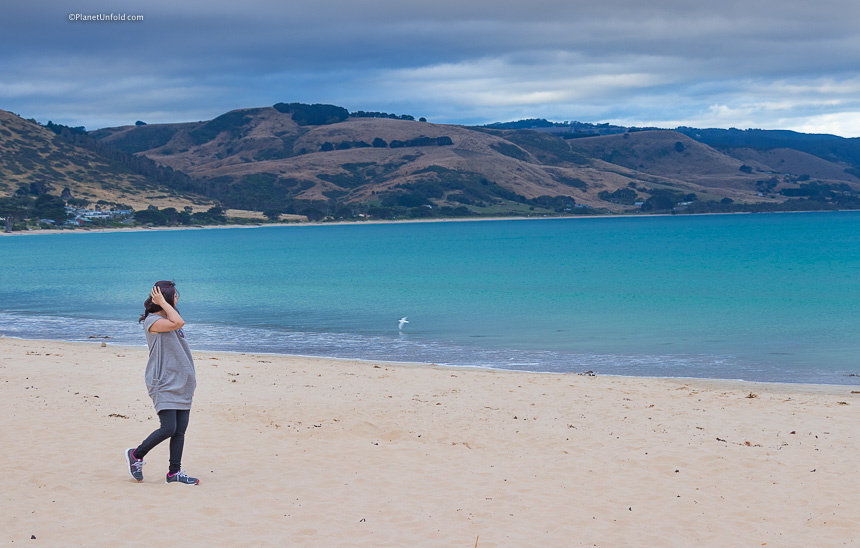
527;195;577;212
779;181;858;199
319;140;371;152
598;188;640;205
484;118;556;129
499;131;589;165
490;141;530;161
411;166;526;205
351;111;417;121
273;103;349;126
188;110;261;145
389;136;453;148
216;173;308;211
101;124;182;154
551;174;588;190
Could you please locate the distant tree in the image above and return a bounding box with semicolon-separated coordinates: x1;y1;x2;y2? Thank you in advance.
161;207;180;225
66;197;89;207
45;121;87;136
598;188;639;205
720;197;734;204
419;117;427;122
756;179;777;192
674;141;685;153
739;164;753;173
301;207;325;221
18;181;52;196
191;206;226;224
273;103;349;126
134;208;168;225
372;138;387;148
333;206;355;219
439;206;472;217
527;195;577;211
32;194;68;223
351;110;420;121
641;194;675;212
408;206;433;218
320;142;334;152
0;196;33;232
262;209;282;221
396;192;430;208
390;136;453;148
135;120;147;126
367;206;395;219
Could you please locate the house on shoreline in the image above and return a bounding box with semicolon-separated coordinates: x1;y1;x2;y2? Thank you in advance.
64;205;133;227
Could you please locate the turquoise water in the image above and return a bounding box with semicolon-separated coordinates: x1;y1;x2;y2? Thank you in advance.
1;212;859;384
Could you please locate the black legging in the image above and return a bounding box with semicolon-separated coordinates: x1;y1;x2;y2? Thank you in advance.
134;409;190;474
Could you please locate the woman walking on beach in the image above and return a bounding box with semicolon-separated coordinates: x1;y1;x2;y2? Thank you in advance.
125;281;199;485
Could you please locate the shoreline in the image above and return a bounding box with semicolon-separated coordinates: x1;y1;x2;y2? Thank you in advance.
2;335;859;545
3;208;854;237
2;334;856;395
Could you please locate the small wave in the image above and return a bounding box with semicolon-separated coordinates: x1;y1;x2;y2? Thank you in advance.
0;312;855;385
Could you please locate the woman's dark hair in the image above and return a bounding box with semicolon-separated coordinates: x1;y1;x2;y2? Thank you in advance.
139;280;179;323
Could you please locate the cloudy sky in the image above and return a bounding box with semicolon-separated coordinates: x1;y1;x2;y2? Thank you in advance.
3;0;860;136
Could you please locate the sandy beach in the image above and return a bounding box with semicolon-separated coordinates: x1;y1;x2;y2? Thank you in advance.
0;211;763;237
1;336;859;547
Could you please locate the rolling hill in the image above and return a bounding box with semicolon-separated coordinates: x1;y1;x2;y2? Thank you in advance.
4;103;860;225
0;110;216;212
91;104;860;216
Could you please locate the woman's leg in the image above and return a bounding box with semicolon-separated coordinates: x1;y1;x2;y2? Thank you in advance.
167;410;190;474
134;410;178;459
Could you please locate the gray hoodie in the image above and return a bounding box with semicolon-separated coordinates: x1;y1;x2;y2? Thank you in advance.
143;313;196;412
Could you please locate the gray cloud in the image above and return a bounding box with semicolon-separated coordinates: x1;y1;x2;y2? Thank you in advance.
2;0;859;135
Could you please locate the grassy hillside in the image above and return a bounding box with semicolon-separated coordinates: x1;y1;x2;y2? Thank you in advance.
90;107;744;215
0;110;215;212
94;107;608;216
8;102;860;225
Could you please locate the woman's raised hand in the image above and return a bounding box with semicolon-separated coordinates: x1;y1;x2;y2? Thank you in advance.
151;285;167;306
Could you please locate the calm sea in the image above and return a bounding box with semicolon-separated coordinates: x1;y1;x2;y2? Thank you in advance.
1;212;858;385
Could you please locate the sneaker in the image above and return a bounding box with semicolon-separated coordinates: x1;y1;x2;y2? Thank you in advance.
165;470;199;485
125;448;145;482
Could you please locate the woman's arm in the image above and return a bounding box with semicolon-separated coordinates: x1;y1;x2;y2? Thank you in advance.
148;286;185;333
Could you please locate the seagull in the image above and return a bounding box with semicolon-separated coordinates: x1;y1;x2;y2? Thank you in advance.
398;317;409;330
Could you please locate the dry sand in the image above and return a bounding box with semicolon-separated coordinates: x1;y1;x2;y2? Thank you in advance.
1;336;859;547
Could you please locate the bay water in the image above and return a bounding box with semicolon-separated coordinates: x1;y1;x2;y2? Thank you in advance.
1;212;858;385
